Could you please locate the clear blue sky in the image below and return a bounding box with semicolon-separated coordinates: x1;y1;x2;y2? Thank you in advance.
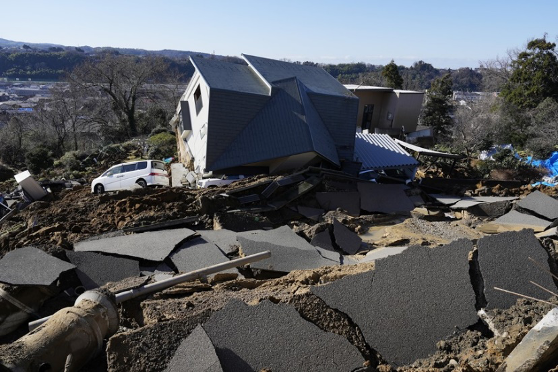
2;0;557;69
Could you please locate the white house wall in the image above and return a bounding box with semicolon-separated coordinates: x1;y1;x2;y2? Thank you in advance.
181;73;211;175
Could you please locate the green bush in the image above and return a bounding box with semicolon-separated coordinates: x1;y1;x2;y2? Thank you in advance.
147;132;176;160
149;127;174;137
59;151;82;172
25;146;54;175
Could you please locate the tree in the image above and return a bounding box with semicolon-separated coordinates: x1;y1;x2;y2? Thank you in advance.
420;74;454;139
451;95;499;157
69;53;170;137
525;97;558;157
381;60;403;89
500;35;558;109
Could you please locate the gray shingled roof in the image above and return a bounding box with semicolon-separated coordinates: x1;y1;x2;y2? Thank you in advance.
190;56;268;95
243;54;353;97
208;77;340;171
354;133;419;170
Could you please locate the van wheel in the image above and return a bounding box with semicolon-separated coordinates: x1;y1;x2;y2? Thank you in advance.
137;179;147;188
94;184;104;194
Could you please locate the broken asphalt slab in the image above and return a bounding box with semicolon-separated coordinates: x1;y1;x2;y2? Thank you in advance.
480;210;553;233
65;250;140;290
477;229;557;310
165;325;223;372
516;190;558;221
312;239;477;366
167;237;239;279
333;218;362;255
358;183;415;215
202;300;364;372
74;228;196;261
237;226;340;272
0;246;75;286
315;191;360;216
196;229;241;255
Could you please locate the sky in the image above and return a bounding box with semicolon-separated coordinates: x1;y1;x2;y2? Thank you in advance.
2;0;557;69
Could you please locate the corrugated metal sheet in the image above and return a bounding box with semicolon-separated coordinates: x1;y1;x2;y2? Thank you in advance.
354;133;419;170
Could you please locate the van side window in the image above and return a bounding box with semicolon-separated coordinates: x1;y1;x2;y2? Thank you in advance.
106;166;123;176
123;164;137;173
137;161;147;170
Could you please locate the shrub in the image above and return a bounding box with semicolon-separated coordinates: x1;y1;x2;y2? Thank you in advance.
25;146;54;175
59;151;82;172
147;132;176;160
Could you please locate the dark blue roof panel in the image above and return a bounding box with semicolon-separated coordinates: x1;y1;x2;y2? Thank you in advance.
191;56;269;95
243;54;354;97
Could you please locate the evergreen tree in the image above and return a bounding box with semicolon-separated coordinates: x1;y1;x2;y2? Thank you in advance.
381;60;403;89
420;74;454;139
500;35;558;109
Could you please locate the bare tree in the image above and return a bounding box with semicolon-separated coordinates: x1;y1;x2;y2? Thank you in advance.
68;53;170;137
451;95;500;157
479;49;518;92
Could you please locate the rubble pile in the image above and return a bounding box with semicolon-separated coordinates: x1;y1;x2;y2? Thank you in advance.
1;171;558;371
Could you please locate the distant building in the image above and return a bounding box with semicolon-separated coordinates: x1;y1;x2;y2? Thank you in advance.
345;85;424;136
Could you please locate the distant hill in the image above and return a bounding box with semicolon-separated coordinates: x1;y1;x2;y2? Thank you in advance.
0;37;212;59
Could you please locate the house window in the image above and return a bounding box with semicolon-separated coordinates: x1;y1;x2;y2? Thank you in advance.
194;85;203;115
362;104;374;130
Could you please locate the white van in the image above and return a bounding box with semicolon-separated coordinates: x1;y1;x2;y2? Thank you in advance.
91;160;169;194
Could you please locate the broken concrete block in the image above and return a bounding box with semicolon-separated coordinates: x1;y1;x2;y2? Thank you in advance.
358;183;415;215
165;325;223;372
315;191;360;216
74;228;196;261
0;247;75;286
168;237;238;280
497;307;558;372
477;229;557;310
202;300;364;371
333;219;362;255
516;190;558;221
66;251;140;290
312;239;476;366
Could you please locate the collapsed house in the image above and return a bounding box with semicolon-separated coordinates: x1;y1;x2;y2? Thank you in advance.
170;55;359;178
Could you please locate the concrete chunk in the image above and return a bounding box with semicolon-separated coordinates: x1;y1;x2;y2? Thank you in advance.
165;325;223;372
66;250;140;289
497;307;558;372
477;229;557;310
203;300;364;372
74;228;196;261
0;247;75;286
312;239;476;366
358;183;415;214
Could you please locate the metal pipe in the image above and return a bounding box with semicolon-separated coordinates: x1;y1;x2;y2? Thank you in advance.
28;251;271;330
116;250;271;302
